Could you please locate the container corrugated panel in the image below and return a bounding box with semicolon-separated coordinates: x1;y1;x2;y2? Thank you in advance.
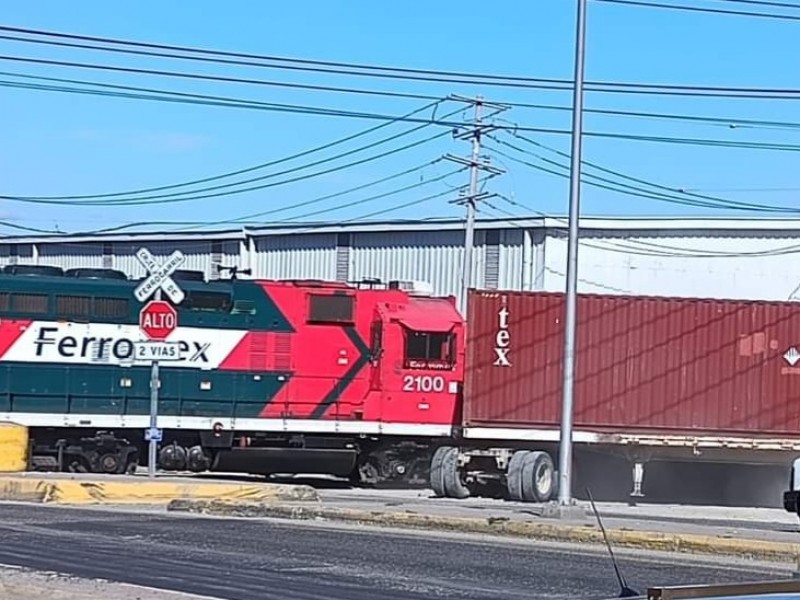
464;289;800;436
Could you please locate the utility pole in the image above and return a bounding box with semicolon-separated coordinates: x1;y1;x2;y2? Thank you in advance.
557;0;588;507
462;98;482;317
446;96;506;316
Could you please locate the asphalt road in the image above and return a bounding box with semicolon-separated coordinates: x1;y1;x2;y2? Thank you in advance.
0;503;789;600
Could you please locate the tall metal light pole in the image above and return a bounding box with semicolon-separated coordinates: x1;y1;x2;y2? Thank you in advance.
557;0;588;506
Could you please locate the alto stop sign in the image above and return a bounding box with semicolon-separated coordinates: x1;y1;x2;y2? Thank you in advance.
139;300;178;340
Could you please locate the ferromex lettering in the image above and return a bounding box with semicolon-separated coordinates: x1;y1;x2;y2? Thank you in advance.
494;304;511;367
33;326;209;363
1;321;248;370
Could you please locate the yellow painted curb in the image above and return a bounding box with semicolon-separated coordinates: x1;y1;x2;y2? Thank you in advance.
167;501;800;562
0;476;319;505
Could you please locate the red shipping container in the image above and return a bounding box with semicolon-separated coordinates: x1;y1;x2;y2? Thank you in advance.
464;290;800;437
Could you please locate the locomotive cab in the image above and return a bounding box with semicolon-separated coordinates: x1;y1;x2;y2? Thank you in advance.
370;295;465;431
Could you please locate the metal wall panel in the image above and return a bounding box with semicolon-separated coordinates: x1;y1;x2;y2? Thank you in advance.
252;233;337;280
335;233;350;281
37;243;104;270
496;228;529;292
0;244;35;266
465;289;800;436
11;221;800;304
350;230;485;301
541;231;800;301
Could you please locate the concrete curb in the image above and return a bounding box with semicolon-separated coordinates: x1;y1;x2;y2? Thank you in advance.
0;476;319;505
167;500;800;562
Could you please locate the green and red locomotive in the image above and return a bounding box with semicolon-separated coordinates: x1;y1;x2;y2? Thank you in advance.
0;265;463;485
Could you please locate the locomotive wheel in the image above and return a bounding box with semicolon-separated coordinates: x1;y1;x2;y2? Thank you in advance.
441;447;470;499
98;452;121;474
506;450;530;502
521;451;555;503
429;446;451;498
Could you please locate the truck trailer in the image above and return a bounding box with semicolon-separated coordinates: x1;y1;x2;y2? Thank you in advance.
431;290;800;504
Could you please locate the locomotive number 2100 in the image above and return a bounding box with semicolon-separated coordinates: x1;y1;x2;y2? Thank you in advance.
402;375;445;393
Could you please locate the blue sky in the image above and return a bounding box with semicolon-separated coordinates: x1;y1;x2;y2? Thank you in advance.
0;0;798;234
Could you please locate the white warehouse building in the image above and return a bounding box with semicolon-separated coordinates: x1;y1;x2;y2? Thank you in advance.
1;216;800;305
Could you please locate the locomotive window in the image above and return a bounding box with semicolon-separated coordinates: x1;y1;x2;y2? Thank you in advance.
11;293;49;314
56;295;92;317
404;330;455;370
94;296;130;319
184;291;232;312
308;294;354;324
0;293;8;311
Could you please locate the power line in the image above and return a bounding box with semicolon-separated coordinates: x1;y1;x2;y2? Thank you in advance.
10;69;800;135
0;55;505;121
683;186;800;192
6;68;800;135
505;133;800;212
569;128;800;151
228;180;464;228
2;130;449;206
0;220;59;234
90;159;448;232
493;140;800;214
8;70;800;158
0;26;571;86
232;177;493;238
718;0;800;9
0;44;570;92
488;138;800;213
0;37;444;102
594;0;800;21
4;29;800;98
487;143;737;211
139;187;466;235
0;86;448;200
516;101;800;130
177;165;465;232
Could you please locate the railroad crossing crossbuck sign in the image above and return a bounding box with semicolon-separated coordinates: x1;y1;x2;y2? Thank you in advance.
134;246;186;351
134;248;186;304
133;246;187;478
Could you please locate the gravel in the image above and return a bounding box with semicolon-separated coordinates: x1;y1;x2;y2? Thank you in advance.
0;566;217;600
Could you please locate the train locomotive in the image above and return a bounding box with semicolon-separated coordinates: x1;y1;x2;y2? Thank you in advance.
0;265;463;486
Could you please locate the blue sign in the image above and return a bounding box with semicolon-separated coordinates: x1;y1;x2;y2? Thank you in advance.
144;427;163;442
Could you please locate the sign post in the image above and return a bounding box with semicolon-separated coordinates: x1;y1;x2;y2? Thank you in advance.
134;248;186;478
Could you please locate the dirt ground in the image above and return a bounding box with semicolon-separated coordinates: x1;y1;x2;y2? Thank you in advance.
0;566;216;600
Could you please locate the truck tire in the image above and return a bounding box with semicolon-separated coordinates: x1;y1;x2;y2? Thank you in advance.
521;451;555;503
430;446;451;497
442;447;470;499
506;450;530;501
